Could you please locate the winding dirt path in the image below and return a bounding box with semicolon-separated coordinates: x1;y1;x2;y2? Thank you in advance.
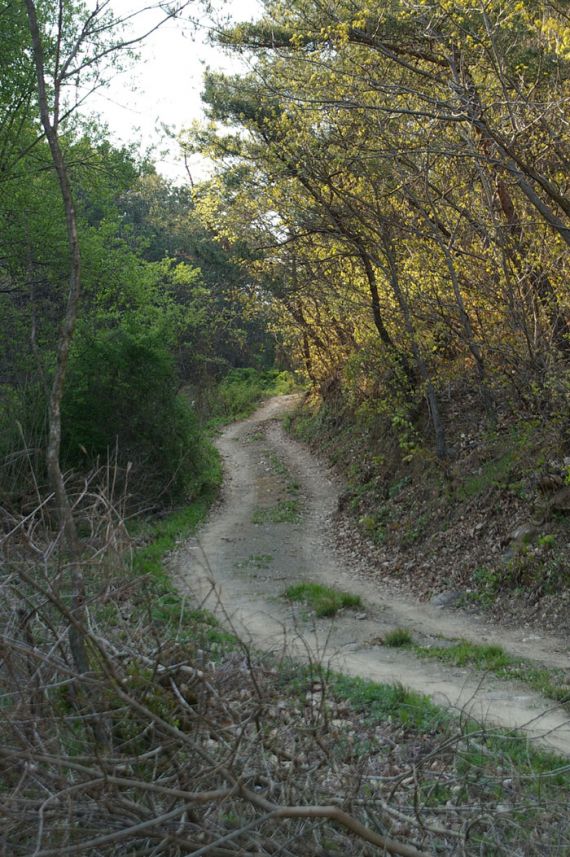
174;396;570;756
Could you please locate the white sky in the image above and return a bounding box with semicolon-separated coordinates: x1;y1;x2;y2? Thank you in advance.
87;0;262;182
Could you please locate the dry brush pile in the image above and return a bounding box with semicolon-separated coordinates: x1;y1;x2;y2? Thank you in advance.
1;500;570;856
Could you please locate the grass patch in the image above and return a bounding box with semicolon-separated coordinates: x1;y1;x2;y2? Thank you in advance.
268;451;288;476
132;485;218;584
265;452;300;496
413;639;570;706
267;453;301;496
253;499;301;524
470;546;569;605
419;640;509;669
374;629;570;708
327;671;447;732
457;453;514;499
456;422;539;501
385;627;413;647
284;582;362;617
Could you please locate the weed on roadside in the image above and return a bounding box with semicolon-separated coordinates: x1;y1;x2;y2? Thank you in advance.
413;639;570;707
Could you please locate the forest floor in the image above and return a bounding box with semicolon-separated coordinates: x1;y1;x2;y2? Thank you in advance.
174;395;570;756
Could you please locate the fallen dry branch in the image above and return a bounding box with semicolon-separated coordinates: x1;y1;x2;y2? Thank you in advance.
1;500;570;856
246;796;435;857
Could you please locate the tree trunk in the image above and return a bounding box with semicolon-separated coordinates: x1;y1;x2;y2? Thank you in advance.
355;244;415;387
25;0;90;678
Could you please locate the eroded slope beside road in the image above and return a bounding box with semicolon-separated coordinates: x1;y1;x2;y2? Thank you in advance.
174;396;570;755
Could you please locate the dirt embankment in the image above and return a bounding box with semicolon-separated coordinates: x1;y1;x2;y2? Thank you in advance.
174;396;570;756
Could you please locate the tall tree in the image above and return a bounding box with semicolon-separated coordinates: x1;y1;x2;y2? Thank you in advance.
23;0;189;546
22;0;189;676
187;0;569;455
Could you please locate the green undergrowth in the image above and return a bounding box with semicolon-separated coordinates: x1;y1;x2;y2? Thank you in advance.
128;463;235;651
327;671;448;732
63;328;222;508
284;582;362;617
379;631;570;707
283;662;570;787
132;487;217;582
417;641;570;706
276;659;446;732
469;537;570;606
205;368;300;428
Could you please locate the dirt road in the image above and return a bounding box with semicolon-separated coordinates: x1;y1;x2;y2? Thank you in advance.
174;396;570;755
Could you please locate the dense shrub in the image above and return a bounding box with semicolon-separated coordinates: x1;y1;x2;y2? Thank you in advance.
62;328;217;506
207;367;296;422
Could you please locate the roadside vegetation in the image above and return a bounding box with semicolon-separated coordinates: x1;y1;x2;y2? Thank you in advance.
203;367;299;426
286;398;570;631
377;631;570;708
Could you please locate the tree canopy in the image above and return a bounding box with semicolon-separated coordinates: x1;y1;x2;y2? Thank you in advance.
0;0;274;511
187;0;570;457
